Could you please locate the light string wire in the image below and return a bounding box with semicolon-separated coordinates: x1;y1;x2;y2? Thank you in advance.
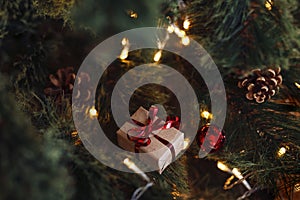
123;158;154;200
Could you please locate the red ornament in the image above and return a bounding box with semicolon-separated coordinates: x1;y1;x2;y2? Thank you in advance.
163;116;180;130
197;124;225;153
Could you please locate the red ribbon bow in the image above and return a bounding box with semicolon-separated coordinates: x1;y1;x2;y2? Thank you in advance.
127;106;164;148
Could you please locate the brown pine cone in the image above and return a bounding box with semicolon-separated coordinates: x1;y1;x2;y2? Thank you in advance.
44;67;76;97
238;66;283;103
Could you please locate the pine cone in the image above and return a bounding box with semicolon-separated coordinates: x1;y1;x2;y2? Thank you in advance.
44;67;76;97
238;66;283;103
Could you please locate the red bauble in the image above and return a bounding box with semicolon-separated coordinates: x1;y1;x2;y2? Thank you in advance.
163;116;180;130
197;124;225;154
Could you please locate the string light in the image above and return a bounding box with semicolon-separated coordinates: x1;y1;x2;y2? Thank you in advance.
217;161;252;191
295;82;300;89
277;146;288;157
201;110;213;120
120;38;130;60
183;138;190;150
89;106;98;118
153;50;162;62
167;25;175;33
127;10;138;19
265;0;273;10
183;19;190;30
124;158;154;200
174;26;186;38
217;161;231;173
232;168;252;190
131;13;138;18
121;37;128;46
71;131;78;138
120;49;129;60
181;36;190;46
123;158;150;182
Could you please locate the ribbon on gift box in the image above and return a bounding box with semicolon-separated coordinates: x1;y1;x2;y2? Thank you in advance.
127;106;180;161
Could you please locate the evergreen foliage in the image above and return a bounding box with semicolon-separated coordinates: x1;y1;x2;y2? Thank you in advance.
0;73;72;200
187;0;300;69
0;0;299;199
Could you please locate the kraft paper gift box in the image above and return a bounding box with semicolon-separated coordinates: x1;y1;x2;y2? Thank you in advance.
117;106;184;174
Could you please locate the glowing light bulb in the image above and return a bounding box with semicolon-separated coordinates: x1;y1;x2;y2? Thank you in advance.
121;37;128;46
265;0;273;10
167;25;174;33
232;168;252;190
71;131;78;138
89;106;98;118
123;158;150;182
176;30;186;38
130;12;138;18
218;162;252;191
174;27;186;38
277;147;287;157
217;161;231;173
120;38;130;60
295;82;300;89
183;19;190;30
181;36;190;46
174;27;180;34
154;50;162;62
127;10;138;18
201;111;213;119
183;138;190;150
119;49;129;60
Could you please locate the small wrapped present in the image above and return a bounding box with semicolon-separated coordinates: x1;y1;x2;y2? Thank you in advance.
117;106;184;174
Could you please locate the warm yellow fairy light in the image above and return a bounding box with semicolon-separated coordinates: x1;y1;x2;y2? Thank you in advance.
174;27;186;38
218;162;252;191
130;12;138;18
201;111;213;120
181;36;190;46
277;147;287;157
295;82;300;89
123;158;150;182
183;138;190;150
154;50;162;62
217;161;231;173
119;49;129;60
231;168;246;185
183;19;190;30
127;10;138;18
89;106;98;118
174;27;180;34
71;131;78;138
123;158;133;168
121;37;128;46
265;0;273;10
176;30;186;38
232;168;243;179
167;25;174;33
120;38;130;60
232;168;252;190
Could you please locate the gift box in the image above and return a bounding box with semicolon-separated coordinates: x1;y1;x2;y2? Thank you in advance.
117;106;184;174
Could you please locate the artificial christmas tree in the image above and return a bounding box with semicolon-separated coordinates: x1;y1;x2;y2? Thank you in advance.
0;0;299;199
